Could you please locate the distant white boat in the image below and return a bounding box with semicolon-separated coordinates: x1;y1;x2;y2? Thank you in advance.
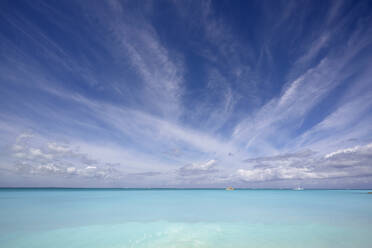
293;187;304;191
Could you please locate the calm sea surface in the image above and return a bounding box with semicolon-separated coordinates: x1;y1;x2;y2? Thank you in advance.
0;189;371;248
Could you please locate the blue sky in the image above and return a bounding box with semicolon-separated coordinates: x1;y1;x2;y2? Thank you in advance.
1;0;372;188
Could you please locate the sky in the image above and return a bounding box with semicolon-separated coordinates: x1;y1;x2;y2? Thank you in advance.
1;0;372;188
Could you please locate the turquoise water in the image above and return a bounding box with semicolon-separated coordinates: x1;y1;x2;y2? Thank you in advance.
0;189;371;248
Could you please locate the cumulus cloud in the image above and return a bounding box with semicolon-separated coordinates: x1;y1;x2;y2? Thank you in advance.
47;143;72;153
10;133;121;180
178;159;218;176
237;145;372;183
237;167;316;182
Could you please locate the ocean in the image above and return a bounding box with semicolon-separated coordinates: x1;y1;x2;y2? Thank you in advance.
0;188;371;248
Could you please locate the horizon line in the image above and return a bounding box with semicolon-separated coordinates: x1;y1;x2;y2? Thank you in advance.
1;187;371;190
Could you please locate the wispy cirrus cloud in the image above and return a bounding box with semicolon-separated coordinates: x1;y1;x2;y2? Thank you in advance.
0;0;372;188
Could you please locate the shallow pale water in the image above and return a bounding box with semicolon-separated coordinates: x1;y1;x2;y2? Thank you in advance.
0;189;371;248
